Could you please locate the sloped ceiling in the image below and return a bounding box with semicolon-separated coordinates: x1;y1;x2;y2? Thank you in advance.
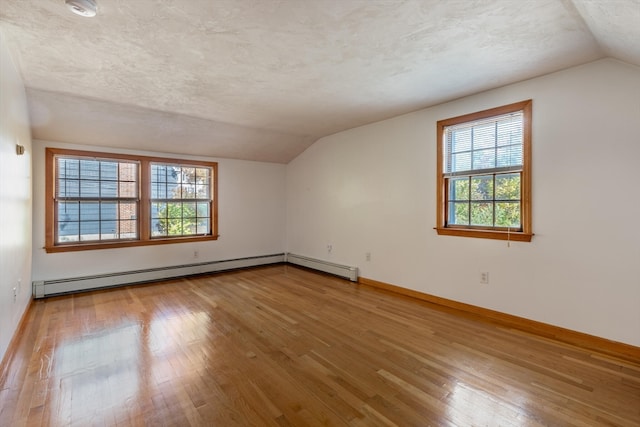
1;0;639;163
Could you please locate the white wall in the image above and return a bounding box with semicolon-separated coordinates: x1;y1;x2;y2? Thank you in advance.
32;140;286;282
286;58;640;347
0;31;33;363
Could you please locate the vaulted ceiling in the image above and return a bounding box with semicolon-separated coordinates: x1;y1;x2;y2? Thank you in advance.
1;0;639;163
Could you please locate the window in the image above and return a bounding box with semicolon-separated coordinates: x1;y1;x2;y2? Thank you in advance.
55;156;139;244
46;148;218;252
150;163;212;238
436;100;532;241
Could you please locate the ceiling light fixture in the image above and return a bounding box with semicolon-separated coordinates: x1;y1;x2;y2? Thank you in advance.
65;0;97;17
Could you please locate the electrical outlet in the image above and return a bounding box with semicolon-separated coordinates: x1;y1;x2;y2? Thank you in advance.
194;251;199;259
365;252;371;261
327;244;332;253
480;272;489;284
13;287;17;302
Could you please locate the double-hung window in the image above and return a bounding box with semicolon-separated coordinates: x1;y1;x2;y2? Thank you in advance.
54;155;139;244
436;100;532;241
46;148;218;252
150;163;212;238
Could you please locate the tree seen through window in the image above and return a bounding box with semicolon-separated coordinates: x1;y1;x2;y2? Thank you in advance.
151;164;211;237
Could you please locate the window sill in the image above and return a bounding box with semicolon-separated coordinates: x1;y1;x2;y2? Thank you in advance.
45;235;219;253
435;227;533;242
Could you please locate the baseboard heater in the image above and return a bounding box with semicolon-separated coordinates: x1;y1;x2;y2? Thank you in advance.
286;253;358;282
33;253;285;298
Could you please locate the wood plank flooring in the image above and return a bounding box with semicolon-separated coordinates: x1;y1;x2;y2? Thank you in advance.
1;265;639;426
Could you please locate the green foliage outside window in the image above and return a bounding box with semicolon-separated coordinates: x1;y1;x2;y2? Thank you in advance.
152;165;211;237
449;173;520;228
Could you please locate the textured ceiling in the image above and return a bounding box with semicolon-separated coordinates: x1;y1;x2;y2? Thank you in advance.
1;0;639;163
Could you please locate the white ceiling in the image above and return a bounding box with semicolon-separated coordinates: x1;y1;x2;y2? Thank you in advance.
1;0;639;163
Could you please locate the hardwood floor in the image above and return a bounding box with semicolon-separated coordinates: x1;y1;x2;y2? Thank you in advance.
1;265;638;426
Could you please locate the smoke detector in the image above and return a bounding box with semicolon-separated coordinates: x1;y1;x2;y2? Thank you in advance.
65;0;97;17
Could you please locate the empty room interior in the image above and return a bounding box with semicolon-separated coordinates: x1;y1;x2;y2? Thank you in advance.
1;0;639;425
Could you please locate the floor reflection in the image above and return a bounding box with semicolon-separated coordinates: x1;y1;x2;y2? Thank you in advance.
49;308;211;424
149;311;211;355
52;323;140;424
446;381;528;426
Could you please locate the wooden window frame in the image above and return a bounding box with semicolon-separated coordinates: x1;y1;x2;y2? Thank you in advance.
45;148;219;253
436;100;533;242
149;162;213;239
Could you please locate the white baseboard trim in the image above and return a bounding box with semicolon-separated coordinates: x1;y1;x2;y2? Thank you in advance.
33;253;285;298
286;253;358;281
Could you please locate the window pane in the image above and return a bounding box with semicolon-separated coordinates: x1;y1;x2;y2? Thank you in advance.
495;174;521;200
167;202;182;218
496;144;522;168
100;162;118;180
119;162;137;181
183;221;196;235
451;128;471;153
80;180;99;197
58;221;79;242
196;202;209;217
151;219;165;237
181;184;195;199
80;202;100;221
119;202;137;220
101;220;118;239
448;202;469;225
497;118;522;146
496;146;512;168
196;184;210;199
449;178;469;201
195;168;210;185
167;167;180;183
58;158;79;179
182;167;196;184
100;202;117;220
183;202;196;219
152;182;166;199
100;180;118;197
470;176;493;200
119;181;137;198
57;179;79;198
58;202;79;221
472;148;495;170
470;202;493;226
473;123;495;149
451;152;471;172
150;163;211;201
151;202;166;219
509;144;523;165
167;183;180;199
496;202;521;228
80;221;100;241
80;160;100;179
445;111;523;175
151;164;167;182
196;219;209;234
119;220;137;239
172;167;183;183
167;218;182;236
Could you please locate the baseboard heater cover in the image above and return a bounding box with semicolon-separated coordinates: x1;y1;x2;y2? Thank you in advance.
33;253;285;298
286;253;358;282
